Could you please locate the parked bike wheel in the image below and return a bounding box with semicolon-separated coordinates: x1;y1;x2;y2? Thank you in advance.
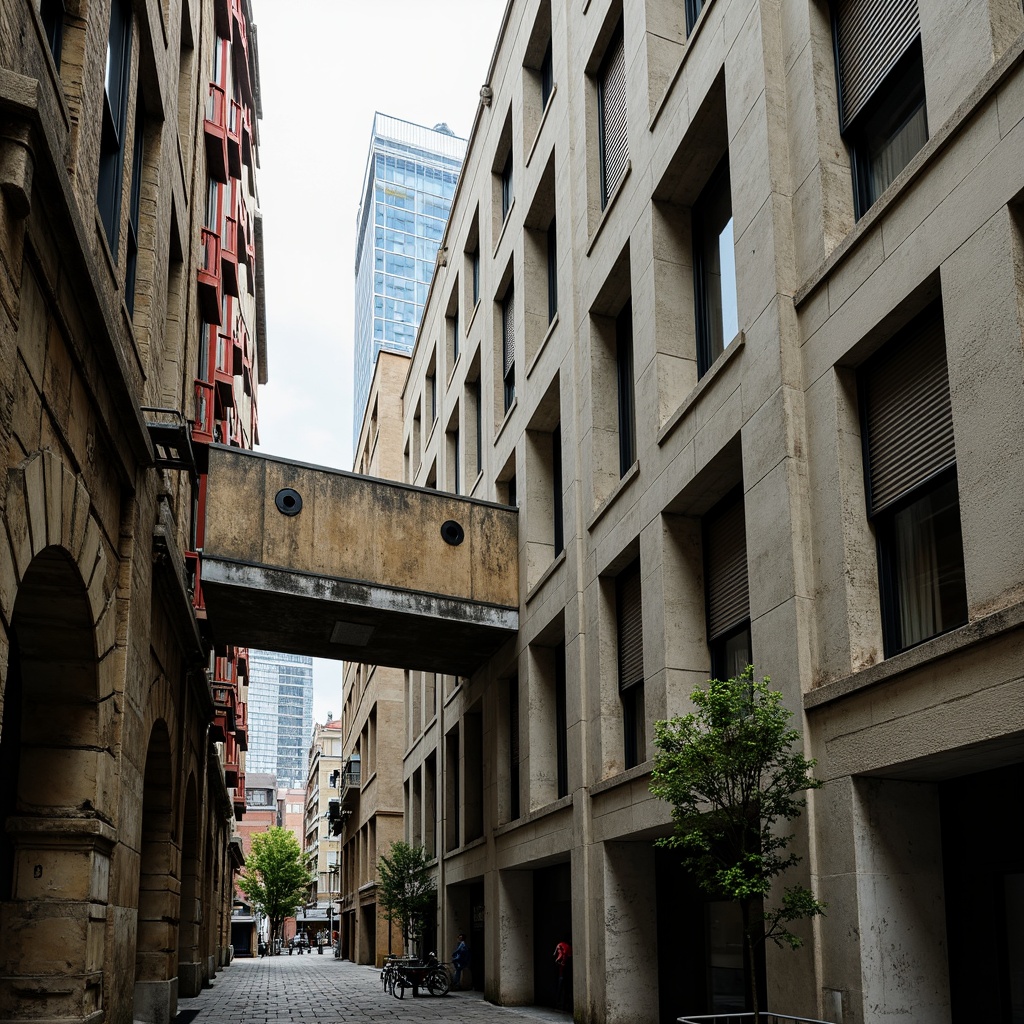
426;967;450;996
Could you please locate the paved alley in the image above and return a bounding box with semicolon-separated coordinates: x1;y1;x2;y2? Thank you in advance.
176;955;573;1024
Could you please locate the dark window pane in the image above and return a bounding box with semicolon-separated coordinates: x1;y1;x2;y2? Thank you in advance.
616;302;635;475
541;41;554;109
884;475;967;651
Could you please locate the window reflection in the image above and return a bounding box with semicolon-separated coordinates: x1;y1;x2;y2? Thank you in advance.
694;159;738;376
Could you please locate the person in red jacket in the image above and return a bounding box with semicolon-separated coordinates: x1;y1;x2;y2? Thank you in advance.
554;939;572;1009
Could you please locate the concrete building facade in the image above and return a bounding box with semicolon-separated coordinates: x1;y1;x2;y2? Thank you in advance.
302;719;343;943
353;0;1024;1022
0;0;265;1021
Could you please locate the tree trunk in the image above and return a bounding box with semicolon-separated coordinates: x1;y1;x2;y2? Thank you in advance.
741;898;759;1018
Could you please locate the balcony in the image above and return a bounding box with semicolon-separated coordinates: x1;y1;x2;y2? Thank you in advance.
211;324;235;410
234;700;248;751
229;0;253;103
339;757;361;810
221;215;239;296
227;99;243;178
203;83;229;184
197;228;222;324
241;106;254;168
223;735;240;786
192;380;215;444
184;549;206;617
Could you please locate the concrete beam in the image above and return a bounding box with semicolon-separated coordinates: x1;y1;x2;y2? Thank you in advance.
201;447;519;674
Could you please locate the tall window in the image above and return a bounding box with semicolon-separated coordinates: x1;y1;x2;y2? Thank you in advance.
598;24;628;208
555;641;568;798
509;676;520;820
503;286;516;413
693;156;738;377
541;41;554;109
685;0;706;34
501;150;514;222
833;0;927;218
41;0;65;66
473;378;483;476
616;302;636;476
617;558;644;769
861;309;967;654
97;0;132;258
472;248;480;305
547;217;558;323
125;107;145;315
704;491;751;680
552;423;563;557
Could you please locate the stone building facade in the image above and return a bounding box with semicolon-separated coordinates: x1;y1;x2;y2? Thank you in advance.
358;0;1024;1021
338;350;412;967
0;0;264;1021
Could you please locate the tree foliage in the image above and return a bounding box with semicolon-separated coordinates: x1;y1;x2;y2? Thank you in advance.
376;841;436;955
237;826;312;952
650;667;825;1014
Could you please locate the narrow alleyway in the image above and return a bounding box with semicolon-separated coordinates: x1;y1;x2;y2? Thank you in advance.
177;956;572;1024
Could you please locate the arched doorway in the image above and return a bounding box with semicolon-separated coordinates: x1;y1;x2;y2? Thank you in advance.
0;545;108;1024
134;722;176;1023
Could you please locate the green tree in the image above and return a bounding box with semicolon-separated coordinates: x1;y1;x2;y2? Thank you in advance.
376;841;436;956
650;667;825;1015
237;826;312;953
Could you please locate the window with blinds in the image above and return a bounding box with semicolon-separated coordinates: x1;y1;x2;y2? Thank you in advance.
616;558;644;769
617;559;644;690
503;286;516;412
704;491;751;679
832;0;927;216
860;308;967;653
598;25;628;209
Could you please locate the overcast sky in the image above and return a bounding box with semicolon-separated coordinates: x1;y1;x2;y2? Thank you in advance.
249;0;507;724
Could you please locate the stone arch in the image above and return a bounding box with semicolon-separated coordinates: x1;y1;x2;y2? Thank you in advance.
177;773;202;998
134;720;177;1024
0;539;109;1024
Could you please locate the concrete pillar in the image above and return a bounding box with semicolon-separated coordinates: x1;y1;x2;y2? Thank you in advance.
941;207;1024;616
0;820;113;1024
497;870;533;1004
852;778;951;1024
603;842;659;1024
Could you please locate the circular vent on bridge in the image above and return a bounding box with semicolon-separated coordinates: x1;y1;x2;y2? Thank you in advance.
440;520;465;546
275;488;303;516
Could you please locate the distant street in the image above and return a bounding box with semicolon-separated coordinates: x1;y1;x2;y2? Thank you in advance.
178;955;572;1024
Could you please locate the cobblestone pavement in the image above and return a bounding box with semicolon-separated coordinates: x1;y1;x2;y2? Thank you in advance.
176;954;573;1024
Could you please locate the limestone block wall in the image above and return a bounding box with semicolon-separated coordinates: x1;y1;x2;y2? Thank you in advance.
0;1;256;1023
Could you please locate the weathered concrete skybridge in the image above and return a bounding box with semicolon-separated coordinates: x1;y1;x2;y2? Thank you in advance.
200;446;519;674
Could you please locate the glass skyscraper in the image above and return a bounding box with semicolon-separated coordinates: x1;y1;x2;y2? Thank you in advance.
246;650;314;789
353;113;466;440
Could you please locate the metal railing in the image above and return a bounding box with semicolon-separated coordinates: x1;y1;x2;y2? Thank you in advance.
679;1014;837;1024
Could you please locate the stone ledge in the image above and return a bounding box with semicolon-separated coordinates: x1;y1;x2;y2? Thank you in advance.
804;598;1024;711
